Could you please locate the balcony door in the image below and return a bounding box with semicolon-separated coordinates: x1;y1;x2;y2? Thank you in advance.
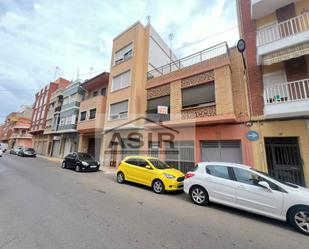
263;70;288;103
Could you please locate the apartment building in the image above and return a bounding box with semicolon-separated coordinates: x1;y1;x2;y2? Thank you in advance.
0;106;33;148
54;81;85;158
101;22;176;167
77;72;109;160
44;87;66;157
237;0;309;186
30;78;70;155
145;42;253;172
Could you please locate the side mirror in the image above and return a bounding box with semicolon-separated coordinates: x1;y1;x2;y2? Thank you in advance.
145;165;152;170
258;181;272;191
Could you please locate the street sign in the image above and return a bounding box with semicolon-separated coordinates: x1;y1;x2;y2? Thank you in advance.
157;106;168;115
246;130;259;141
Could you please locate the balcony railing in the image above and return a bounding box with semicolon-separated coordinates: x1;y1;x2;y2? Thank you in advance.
264;78;309;105
257;12;309;47
147;42;228;79
11;133;32;139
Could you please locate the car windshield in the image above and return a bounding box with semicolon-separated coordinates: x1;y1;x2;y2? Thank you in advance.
148;159;171;169
25;148;34;152
78;153;94;160
252;169;299;188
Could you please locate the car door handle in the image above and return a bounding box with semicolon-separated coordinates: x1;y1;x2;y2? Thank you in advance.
237;184;246;189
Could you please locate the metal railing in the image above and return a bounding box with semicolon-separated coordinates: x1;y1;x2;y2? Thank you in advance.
257;12;309;46
147;42;228;79
264;78;309;105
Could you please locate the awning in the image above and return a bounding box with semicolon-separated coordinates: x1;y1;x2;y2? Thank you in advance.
262;42;309;66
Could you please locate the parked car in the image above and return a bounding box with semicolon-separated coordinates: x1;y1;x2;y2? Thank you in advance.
0;143;8;152
9;146;23;155
18;147;36;157
62;152;100;172
184;162;309;235
0;149;3;157
117;156;185;194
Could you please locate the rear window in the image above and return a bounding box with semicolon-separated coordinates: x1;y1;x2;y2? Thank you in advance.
206;165;230;180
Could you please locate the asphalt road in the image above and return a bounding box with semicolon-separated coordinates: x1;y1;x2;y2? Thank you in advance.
0;154;308;249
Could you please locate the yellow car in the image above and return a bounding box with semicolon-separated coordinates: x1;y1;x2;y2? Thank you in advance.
116;155;185;194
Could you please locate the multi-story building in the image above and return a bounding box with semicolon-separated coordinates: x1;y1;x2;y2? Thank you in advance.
44;87;66;157
30;78;70;155
0;106;33;148
101;21;177;167
237;0;309;186
77;72;109;160
54;81;85;158
145;42;252;172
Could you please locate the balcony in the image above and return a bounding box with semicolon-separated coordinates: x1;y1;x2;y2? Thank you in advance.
251;0;299;19
11;133;32;139
77;95;106;133
257;12;309;64
264;78;309;118
61;101;80;111
147;42;228;80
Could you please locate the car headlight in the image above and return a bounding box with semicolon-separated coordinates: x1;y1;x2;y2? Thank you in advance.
164;173;176;179
97;161;100;166
81;161;89;166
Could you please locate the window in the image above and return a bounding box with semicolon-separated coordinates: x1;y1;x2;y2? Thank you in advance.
206;165;230;180
233;168;280;191
89;109;96;119
112;70;131;92
93;91;98;97
101;88;106;96
80;111;86;121
182;82;215;108
147;95;170;113
114;43;133;65
60;117;65;126
109;100;128;120
125;158;148;167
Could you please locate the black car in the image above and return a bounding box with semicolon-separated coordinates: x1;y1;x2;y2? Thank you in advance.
18;147;36;157
62;152;100;172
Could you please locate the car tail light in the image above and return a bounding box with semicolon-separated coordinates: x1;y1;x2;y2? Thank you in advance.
185;172;195;179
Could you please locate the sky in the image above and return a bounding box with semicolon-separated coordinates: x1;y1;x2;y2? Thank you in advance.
0;0;239;122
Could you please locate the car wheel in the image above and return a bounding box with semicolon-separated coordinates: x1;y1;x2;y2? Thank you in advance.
76;165;81;172
190;186;209;206
288;206;309;235
152;179;165;194
61;162;66;169
117;172;125;183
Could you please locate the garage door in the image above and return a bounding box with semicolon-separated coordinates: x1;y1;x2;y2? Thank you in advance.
201;140;242;164
52;140;61;158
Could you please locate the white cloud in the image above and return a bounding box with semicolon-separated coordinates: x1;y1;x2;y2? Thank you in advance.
0;0;238;121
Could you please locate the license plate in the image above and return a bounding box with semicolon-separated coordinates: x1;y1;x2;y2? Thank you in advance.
90;165;97;168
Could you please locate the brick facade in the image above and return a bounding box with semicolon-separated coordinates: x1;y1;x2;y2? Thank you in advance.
237;0;264;117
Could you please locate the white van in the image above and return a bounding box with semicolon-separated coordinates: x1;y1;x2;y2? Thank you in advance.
0;143;8;152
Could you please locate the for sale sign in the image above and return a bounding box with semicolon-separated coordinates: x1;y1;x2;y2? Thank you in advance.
157;105;168;114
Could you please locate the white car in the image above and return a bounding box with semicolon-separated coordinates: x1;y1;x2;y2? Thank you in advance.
184;162;309;235
0;149;2;157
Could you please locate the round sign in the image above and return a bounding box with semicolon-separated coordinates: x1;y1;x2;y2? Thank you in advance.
246;130;259;141
237;39;246;53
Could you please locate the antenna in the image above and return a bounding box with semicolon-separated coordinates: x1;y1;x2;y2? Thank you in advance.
146;15;151;25
76;68;79;81
168;33;174;63
89;67;94;78
53;66;60;81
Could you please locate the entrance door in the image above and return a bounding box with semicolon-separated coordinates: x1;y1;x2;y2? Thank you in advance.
63;139;71;157
265;137;305;186
88;137;101;160
201;140;243;164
